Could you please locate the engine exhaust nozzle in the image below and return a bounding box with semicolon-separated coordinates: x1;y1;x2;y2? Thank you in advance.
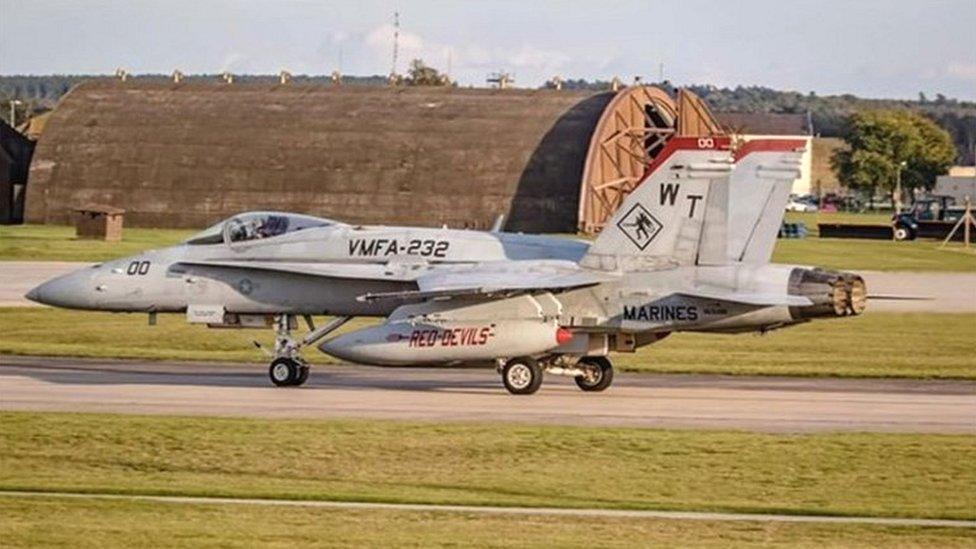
788;268;866;320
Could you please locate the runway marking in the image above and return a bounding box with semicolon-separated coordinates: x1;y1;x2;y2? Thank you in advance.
2;490;973;528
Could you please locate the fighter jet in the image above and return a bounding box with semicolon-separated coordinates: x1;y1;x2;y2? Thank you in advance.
27;136;866;393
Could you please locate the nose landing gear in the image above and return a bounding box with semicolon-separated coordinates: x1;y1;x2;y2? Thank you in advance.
260;314;351;387
269;357;309;387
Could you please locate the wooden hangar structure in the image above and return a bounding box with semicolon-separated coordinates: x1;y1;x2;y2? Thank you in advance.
577;86;725;234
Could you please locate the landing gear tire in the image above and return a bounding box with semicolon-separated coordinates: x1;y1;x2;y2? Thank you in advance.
502;357;543;395
294;364;310;386
575;356;613;392
269;357;300;387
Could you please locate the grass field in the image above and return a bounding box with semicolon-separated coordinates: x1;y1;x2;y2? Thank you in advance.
1;412;973;521
1;308;973;378
3;497;972;548
0;224;193;262
783;210;893;229
3;220;975;271
771;238;976;272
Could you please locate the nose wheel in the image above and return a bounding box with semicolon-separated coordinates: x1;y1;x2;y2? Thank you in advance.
269;357;309;387
260;314;352;388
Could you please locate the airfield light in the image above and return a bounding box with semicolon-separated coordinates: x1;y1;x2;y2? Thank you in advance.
8;99;22;126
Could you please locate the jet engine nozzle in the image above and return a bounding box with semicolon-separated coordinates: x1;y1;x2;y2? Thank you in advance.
788;268;866;320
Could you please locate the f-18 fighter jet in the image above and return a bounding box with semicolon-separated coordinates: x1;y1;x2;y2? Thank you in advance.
27;137;865;393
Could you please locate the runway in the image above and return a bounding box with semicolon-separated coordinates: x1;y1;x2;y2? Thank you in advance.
2;261;974;312
2;356;973;433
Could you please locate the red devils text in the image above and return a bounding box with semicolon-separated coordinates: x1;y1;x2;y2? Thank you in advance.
408;327;492;347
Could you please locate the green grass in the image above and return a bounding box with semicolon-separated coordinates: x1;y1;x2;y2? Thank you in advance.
777;211;976;271
0;224;192;262
1;412;973;521
783;210;893;229
772;238;976;271
3;497;971;548
1;308;973;378
618;312;976;378
3;221;975;271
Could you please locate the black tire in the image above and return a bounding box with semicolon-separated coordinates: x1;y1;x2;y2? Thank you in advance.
269;358;298;387
293;364;310;386
893;227;910;241
502;357;543;395
575;356;613;392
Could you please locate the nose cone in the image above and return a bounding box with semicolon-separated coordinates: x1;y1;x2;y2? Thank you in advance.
25;269;98;309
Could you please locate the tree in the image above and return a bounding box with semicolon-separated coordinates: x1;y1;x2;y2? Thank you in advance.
405;59;448;86
831;110;956;202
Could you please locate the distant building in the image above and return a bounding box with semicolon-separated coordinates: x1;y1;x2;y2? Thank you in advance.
935;175;976;204
0;121;35;224
948;165;976;177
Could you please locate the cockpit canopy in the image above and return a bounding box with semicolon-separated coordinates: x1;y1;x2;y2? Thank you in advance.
185;212;337;246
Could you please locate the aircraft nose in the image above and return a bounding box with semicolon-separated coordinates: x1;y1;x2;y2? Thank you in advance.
25;269;98;309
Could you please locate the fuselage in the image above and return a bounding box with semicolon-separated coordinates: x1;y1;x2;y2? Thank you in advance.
26;213;590;317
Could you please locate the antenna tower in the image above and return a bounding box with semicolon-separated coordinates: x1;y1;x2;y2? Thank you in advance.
391;11;400;76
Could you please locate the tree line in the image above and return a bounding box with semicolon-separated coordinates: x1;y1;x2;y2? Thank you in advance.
2;72;973;166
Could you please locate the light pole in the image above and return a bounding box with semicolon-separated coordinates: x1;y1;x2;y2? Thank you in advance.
8;99;22;127
894;160;908;213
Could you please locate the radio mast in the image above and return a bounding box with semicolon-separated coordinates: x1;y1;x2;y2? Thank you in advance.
391;11;400;77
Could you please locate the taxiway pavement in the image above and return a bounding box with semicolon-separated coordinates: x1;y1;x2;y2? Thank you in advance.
2;356;973;433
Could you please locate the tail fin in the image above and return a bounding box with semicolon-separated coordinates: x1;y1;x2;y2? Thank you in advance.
581;137;733;272
726;140;807;264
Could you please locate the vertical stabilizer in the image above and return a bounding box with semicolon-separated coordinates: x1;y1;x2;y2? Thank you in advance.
727;140;807;264
581;137;733;272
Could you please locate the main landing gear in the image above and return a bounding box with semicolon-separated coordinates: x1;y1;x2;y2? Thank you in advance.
260;314;351;388
574;356;614;392
501;357;544;395
498;356;614;395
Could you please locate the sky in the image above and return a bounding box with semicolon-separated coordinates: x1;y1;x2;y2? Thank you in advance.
1;0;974;100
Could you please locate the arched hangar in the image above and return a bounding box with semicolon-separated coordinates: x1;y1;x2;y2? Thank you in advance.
25;80;723;233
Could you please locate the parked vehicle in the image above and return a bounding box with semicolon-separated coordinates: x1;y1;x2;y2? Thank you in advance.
892;196;966;240
785;196;818;212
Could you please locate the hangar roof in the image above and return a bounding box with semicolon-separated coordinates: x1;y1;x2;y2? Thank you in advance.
27;79;612;231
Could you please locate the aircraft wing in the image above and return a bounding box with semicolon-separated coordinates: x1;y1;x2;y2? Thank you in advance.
359;260;618;302
173;259;426;281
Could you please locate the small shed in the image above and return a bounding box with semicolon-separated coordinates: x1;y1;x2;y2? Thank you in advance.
74;204;124;241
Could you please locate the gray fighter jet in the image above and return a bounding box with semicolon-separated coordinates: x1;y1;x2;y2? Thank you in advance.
27;136;865;393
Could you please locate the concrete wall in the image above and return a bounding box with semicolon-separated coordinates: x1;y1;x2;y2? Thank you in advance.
27;80;612;232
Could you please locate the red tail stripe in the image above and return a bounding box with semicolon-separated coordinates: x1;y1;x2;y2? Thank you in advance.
733;139;807;161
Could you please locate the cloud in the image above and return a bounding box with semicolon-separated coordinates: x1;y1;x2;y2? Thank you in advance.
358;24;574;85
365;23;424;53
508;45;570;73
219;52;246;73
947;62;976;81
